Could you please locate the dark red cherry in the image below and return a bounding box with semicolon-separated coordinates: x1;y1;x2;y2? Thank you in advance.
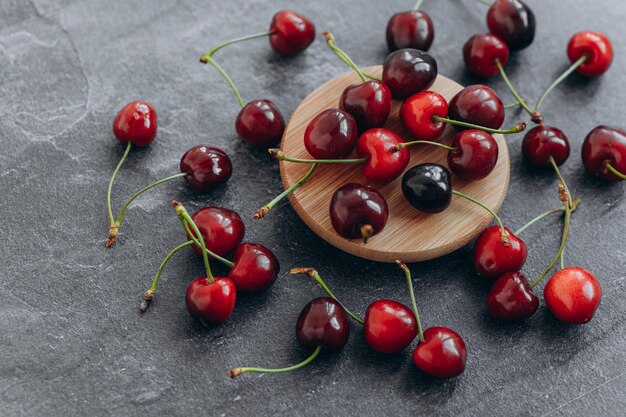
112;101;157;147
386;11;434;52
581;126;626;182
473;226;527;280
522;125;570;167
448;85;504;130
329;183;388;242
486;272;539;321
486;0;535;51
339;81;392;131
567;31;613;77
463;34;509;78
268;10;316;57
189;207;245;256
186;277;236;325
179;145;232;192
400;91;447;140
447;129;499;180
544;267;602;324
304;109;358;159
228;243;279;293
296;297;350;350
235;99;285;147
364;300;417;354
383;48;438;100
356;128;410;183
401;163;452;213
412;327;466;379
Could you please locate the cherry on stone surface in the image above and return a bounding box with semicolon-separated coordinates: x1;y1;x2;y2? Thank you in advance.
447;129;499;181
448;85;504;130
269;10;316;57
463;34;509;78
235;99;285;147
112;101;158;147
581;126;626;182
400;91;447;141
189;207;245;256
339;81;392;132
186;277;237;325
228;243;279;293
544;267;602;324
522;125;570;167
304;109;358;159
296;297;350;350
567;31;614;77
486;0;535;51
382;48;438;100
401;163;452;213
486;272;539;321
329;183;389;242
473;226;527;280
386;10;434;52
179;145;232;192
356;128;410;183
412;327;467;379
364;300;417;354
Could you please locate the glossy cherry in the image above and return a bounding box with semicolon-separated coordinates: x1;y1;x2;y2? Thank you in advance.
112;101;158;147
189;207;245;256
402;163;452;213
567;31;613;77
296;297;350;350
544;267;602;324
329;183;388;242
383;48;438;100
582;126;626;182
186;277;236;325
400;91;447;140
364;300;417;354
386;11;434;52
447;129;499;181
413;327;467;379
340;81;392;131
268;10;316;57
304;109;358;159
356;128;410;183
228;243;279;293
522;125;570;167
486;0;535;51
487;272;539;321
448;85;504;130
473;226;527;280
463;34;509;78
179;145;232;192
235;99;285;147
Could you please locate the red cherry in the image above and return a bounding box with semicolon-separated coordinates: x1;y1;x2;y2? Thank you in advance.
296;297;350;350
329;183;388;242
304;109;358;159
179;145;232;192
228;243;279;293
412;327;466;379
473;226;527;280
448;85;504;130
235;99;285;146
400;91;447;140
356;128;410;183
364;300;417;354
522;125;570;167
544;267;602;324
567;31;613;77
486;272;539;321
112;101;157;147
186;277;236;325
339;81;392;131
463;34;509;78
447;129;499;181
189;207;245;256
581;126;626;182
386;11;434;52
382;48;438;100
486;0;535;51
268;10;316;57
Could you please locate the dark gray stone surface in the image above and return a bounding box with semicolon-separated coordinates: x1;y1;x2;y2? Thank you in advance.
1;0;625;415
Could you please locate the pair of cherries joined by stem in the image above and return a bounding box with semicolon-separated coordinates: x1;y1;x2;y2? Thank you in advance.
386;0;434;53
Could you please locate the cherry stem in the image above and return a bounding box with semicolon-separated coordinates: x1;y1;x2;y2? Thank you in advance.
452;189;510;246
503;98;526;109
290;268;364;324
323;31;367;83
432;116;526;134
560;249;565;270
397;261;424;343
361;224;374;244
179;220;235;268
199;55;245;108
140;240;194;312
254;163;318;220
201;31;274;59
391;140;456;153
534;55;587;116
172;201;214;282
606;163;626;180
414;0;425;10
495;60;535;117
106;141;132;246
269;149;368;165
230;345;322;378
549;156;574;209
514;200;580;236
477;0;493;5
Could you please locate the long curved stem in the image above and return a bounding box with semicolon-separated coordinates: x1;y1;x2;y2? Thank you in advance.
503;99;526;109
515;207;564;235
495;60;535;117
323;31;367;83
180;219;235;267
200;55;245;108
432;116;526;134
477;0;493;5
105;141;132;247
606;163;626;180
452;189;509;245
392;140;456;153
254;163;318;219
534;55;587;116
549;157;573;208
414;0;425;10
230;346;322;378
201;31;274;59
269;149;367;164
173;201;214;282
397;261;424;343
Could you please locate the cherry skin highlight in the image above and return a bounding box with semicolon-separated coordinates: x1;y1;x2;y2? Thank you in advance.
581;126;626;182
400;91;448;141
112;101;158;147
356;128;410;183
522;125;570;167
189;207;245;256
448;85;504;130
401;163;452;213
235;99;285;147
487;272;539;321
473;226;527;280
463;34;509;78
269;10;316;57
186;277;236;325
567;31;613;77
364;300;417;354
228;243;279;293
383;48;438;100
486;0;535;51
179;145;232;192
413;327;467;379
304;109;358;159
544;267;602;324
447;129;499;181
339;81;392;132
386;10;434;52
329;183;388;241
296;297;350;350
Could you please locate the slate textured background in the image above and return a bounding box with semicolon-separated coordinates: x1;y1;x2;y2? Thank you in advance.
1;0;625;416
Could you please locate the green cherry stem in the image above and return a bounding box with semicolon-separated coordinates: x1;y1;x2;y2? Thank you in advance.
452;189;510;245
391;140;456;153
269;149;368;165
414;0;425;10
549;156;574;209
396;261;424;343
432;115;527;134
323;31;367;83
230;346;322;378
201;31;274;59
503;98;527;109
199;55;245;108
180;219;235;267
290;268;364;324
173;200;214;282
106;141;132;247
606;163;626;180
560;248;565;270
533;55;587;118
514;199;580;236
477;0;493;5
495;59;535;117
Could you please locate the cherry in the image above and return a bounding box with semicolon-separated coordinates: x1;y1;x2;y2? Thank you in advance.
383;48;438;100
412;327;467;379
180;145;232;192
544;267;602;324
581;126;626;182
486;272;539;321
190;207;245;256
522;125;570;167
304;109;358;159
364;300;417;354
356;128;410;182
235;99;285;146
401;163;452;213
400;91;447;140
329;183;388;242
340;81;392;131
567;31;613;78
228;243;280;293
269;10;316;57
463;34;509;78
486;0;535;51
186;277;237;324
448;85;504;130
386;10;434;52
447;129;499;181
112;101;158;147
473;226;527;280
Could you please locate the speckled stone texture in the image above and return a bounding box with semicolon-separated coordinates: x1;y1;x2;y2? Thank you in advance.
0;0;625;416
